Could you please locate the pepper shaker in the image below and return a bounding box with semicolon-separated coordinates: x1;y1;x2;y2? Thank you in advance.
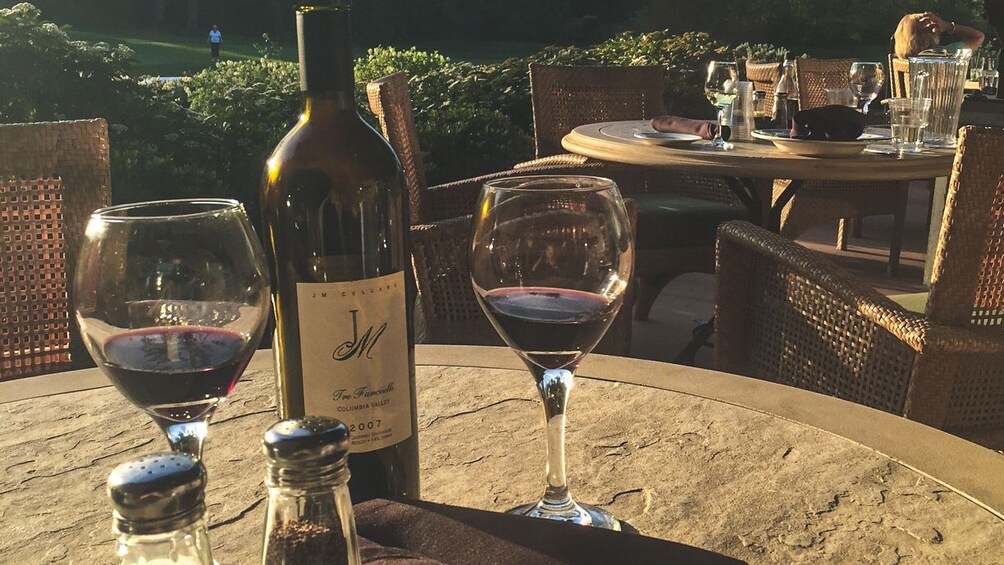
261;417;362;565
107;453;214;565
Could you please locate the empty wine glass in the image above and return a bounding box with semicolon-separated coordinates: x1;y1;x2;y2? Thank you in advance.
75;199;271;459
471;176;633;530
850;62;885;114
705;61;739;150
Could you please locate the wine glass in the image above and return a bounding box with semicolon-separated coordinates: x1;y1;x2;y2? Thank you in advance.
74;199;271;459
850;62;884;114
470;176;633;530
705;61;739;150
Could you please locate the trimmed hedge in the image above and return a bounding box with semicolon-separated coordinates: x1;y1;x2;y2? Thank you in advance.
3;4;794;223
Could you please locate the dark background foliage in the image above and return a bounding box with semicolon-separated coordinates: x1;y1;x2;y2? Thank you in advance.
21;0;987;47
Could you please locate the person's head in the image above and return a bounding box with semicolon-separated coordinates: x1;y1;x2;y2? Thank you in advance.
212;24;218;30
894;13;939;58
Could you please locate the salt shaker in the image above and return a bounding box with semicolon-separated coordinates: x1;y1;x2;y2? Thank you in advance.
731;80;756;141
107;453;214;565
261;417;362;565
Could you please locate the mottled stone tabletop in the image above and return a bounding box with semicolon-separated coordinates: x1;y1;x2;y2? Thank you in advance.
2;346;1001;564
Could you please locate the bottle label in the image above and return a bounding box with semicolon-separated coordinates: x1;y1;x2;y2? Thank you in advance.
296;271;412;453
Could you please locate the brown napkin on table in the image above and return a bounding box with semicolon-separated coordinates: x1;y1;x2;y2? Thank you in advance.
789;105;864;141
652;115;731;141
355;498;746;565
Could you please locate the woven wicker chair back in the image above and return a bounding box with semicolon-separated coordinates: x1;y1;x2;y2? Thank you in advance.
745;61;782;116
927;126;1004;329
366;72;428;224
529;64;665;158
889;56;910;98
795;58;856;110
0;119;111;374
0;177;70;378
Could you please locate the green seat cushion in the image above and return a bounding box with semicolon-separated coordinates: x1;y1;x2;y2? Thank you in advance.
632;193;749;250
890;292;928;314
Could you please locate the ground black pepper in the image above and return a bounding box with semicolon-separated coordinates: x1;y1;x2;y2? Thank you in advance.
264;520;348;565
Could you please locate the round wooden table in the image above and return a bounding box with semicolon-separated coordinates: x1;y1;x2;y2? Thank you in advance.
561;121;956;231
1;345;1001;564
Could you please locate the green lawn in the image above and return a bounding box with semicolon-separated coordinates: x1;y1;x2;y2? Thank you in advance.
69;28;295;76
67;27;546;76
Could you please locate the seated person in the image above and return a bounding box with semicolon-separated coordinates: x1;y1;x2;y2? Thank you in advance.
893;12;985;58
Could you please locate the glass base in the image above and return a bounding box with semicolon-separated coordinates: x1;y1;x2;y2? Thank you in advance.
508;499;621;530
710;138;734;150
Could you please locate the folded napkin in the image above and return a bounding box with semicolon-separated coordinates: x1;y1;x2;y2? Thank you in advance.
789;105;864;141
355;498;745;565
652;115;731;141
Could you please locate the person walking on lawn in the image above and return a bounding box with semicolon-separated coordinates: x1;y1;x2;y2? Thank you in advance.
209;25;222;60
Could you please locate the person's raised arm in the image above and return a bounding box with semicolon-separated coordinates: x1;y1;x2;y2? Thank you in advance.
920;12;985;51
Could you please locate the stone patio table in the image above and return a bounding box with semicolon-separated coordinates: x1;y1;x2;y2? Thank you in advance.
561;120;956;236
1;345;1001;564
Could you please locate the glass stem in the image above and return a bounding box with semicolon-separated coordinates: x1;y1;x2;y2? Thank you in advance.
155;418;209;460
529;365;575;510
715;106;726;144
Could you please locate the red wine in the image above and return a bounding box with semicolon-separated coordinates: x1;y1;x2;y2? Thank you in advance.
481;287;617;370
260;0;419;502
102;327;250;422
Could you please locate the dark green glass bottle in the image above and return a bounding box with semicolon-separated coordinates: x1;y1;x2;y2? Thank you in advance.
261;0;418;502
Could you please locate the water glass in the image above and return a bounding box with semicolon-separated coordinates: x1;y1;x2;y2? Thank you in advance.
888;98;932;154
981;68;999;96
731;81;755;141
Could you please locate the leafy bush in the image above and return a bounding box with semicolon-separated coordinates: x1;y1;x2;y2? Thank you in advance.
186;58;300;223
0;3;223;204
3;4;762;219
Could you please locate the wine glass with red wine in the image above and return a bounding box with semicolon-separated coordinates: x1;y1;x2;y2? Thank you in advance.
470;176;633;530
75;199;270;460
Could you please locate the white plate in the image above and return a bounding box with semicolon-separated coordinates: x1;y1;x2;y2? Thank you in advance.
632;131;704;146
752;129;890;157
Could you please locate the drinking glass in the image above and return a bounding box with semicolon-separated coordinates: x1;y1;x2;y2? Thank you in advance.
888;97;932;154
850;62;884;114
825;87;858;108
75;199;271;459
470;176;633;530
705;61;739;150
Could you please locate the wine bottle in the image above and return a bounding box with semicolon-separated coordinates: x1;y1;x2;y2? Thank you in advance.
261;0;418;502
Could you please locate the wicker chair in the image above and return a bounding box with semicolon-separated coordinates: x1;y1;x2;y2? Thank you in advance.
366;72;613;224
0;119;111;377
367;72;635;350
744;61;782;117
889;56;911;98
522;64;748;321
716;126;1004;437
411;209;636;357
772;58;908;274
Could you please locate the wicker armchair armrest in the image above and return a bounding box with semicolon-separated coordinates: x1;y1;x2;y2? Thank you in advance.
716;220;928;346
425;163;609;221
514;154;591;169
718;222;1004;356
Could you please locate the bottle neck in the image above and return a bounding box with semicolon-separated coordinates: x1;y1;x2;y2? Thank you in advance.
117;519;214;565
297;5;355;105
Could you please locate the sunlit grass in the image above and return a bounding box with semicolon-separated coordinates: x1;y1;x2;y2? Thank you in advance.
67;27;545;77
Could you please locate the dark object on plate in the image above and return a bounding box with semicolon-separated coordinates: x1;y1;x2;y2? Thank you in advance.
653;115;731;141
790;105;864;141
355;498;746;565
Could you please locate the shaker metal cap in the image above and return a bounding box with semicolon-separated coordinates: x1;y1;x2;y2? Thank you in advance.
107;453;207;535
263;417;350;486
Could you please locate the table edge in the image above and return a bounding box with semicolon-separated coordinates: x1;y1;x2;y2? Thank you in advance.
561;121;956;181
4;344;1001;519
